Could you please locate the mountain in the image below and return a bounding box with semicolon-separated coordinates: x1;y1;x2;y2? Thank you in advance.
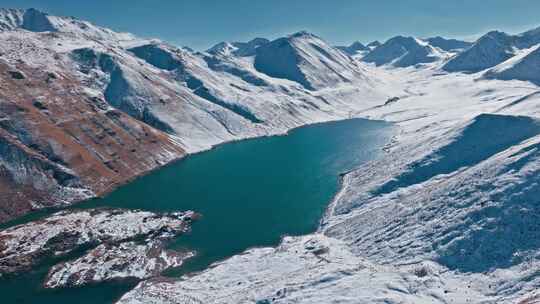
442;31;517;73
362;36;443;67
485;44;540;85
336;41;369;56
442;27;540;74
366;40;381;50
515;26;540;49
0;8;134;41
425;36;472;52
207;37;269;57
253;31;366;90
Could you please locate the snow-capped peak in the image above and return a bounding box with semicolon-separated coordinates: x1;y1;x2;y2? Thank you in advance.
442;30;518;73
207;37;269;57
336;41;369;56
425;36;473;52
0;7;135;43
253;31;367;90
362;35;443;67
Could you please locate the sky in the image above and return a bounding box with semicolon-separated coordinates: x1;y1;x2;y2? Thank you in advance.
1;0;540;50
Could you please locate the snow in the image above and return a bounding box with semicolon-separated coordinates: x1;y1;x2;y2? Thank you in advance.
44;241;194;288
117;234;489;304
485;44;540;85
362;36;446;67
0;209;196;277
425;36;473;52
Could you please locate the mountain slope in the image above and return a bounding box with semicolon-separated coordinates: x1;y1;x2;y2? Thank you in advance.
442;31;517;73
485;45;540;85
425;36;472;52
336;41;369;56
207;38;269;57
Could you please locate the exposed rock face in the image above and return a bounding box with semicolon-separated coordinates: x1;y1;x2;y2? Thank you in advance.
0;208;196;277
44;241;194;288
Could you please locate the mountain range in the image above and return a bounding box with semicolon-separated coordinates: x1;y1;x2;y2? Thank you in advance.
1;8;540;304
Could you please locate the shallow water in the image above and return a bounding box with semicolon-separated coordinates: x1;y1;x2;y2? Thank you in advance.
0;118;393;304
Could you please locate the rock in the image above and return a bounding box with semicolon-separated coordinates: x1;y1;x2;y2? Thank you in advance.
7;70;24;79
0;208;196;277
44;241;194;288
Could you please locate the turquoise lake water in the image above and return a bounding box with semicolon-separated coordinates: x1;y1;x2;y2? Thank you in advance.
0;118;393;303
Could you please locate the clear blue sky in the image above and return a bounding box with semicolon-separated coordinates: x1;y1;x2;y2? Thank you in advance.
2;0;540;50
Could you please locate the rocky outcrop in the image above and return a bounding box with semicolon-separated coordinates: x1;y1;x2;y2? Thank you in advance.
0;208;196;277
44;241;194;288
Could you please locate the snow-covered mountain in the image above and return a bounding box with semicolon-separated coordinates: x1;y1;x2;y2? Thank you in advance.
442;31;517;73
485;44;540;84
362;36;444;67
425;36;472;52
253;31;368;90
207;37;269;57
443;28;540;73
336;41;369;56
366;40;381;50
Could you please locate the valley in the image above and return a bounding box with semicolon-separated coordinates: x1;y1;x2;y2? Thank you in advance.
0;7;539;304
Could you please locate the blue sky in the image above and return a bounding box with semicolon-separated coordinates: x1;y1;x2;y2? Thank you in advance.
2;0;540;50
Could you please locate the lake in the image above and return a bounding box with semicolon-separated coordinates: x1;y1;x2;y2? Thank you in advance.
0;118;394;304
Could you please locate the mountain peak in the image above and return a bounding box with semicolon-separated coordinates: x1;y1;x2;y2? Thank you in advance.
289;31;319;39
207;37;269;57
362;35;441;67
336;41;368;56
425;36;473;52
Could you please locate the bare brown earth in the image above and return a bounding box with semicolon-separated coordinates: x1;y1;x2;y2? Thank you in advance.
0;60;185;223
